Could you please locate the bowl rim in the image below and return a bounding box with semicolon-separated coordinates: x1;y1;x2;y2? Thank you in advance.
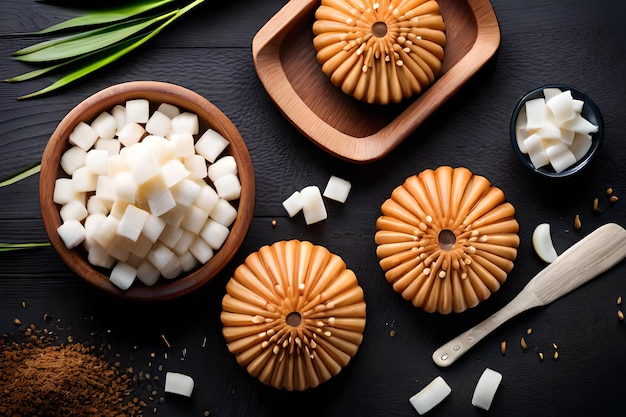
39;81;255;301
509;83;604;178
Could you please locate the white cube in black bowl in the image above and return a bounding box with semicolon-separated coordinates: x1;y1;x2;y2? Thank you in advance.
510;84;603;178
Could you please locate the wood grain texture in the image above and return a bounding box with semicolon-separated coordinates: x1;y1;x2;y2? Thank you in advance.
1;0;626;416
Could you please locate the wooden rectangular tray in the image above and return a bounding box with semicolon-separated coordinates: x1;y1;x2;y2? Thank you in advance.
252;0;501;163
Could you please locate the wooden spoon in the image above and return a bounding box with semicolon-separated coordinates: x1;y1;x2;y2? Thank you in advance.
433;222;626;367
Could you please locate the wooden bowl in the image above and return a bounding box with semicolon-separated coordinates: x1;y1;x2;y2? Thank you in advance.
40;81;255;301
252;0;501;163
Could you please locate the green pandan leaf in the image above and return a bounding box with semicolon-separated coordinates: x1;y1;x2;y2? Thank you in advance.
0;243;50;252
34;0;175;34
0;164;41;187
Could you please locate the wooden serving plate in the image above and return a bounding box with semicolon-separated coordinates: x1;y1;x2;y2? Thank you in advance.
252;0;501;163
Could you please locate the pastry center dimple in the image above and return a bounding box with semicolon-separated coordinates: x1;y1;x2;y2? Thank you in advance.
286;311;302;327
371;21;388;38
438;229;456;251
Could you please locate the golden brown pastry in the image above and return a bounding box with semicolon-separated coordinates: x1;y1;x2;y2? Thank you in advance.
221;240;366;391
375;167;519;314
312;0;446;105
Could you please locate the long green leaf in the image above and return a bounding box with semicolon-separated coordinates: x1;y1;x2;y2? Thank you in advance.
0;164;41;187
35;0;175;34
0;243;50;252
18;0;205;100
16;12;175;63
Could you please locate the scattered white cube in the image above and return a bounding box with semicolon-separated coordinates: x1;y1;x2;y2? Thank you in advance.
165;372;194;397
282;191;303;217
300;185;327;225
471;368;503;411
323;175;351;203
409;376;452;415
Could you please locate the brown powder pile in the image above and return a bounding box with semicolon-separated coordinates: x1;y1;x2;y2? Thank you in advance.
0;327;146;417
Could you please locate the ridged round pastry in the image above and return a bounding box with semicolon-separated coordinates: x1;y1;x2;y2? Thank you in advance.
221;240;366;391
312;0;446;105
375;167;520;314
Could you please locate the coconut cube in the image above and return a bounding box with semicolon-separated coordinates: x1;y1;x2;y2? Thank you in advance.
109;262;137;290
60;200;88;223
72;166;98;192
111;104;126;132
156;102;180;119
170;133;195;158
183;155;208;179
181;205;210;235
128;234;153;258
161;158;190;188
323;175;351;203
209;199;237;227
189;236;214;264
300;185;327;225
165;372;194;397
282;191;304;217
114;171;137;203
523;133;550;169
136;259;161;286
200;219;230;250
570;133;593;160
84;213;107;247
117;122;145;147
545;142;577;173
87;196;111;215
60;146;88;175
57;219;86;249
171;112;199;135
170;179;202;207
142;135;176;165
145;110;172;137
87;242;116;269
173;230;196;255
125;99;150;124
160;204;186;227
178;250;199;272
90;111;117;139
54;178;78;205
147;242;178;272
117;204;150;242
159;223;185;248
109;200;130;219
524;98;548;132
107;154;128;177
142;214;167;243
92;215;121;249
161;256;182;279
95;175;117;202
207;155;237;182
546;89;576;125
95;138;121;156
195;129;229;163
69;121;99;151
194;183;219;213
214;174;241;201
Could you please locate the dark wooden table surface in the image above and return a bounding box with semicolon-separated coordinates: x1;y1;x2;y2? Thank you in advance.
2;1;626;416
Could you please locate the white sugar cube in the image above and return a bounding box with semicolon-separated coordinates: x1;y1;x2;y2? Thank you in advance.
195;129;229;163
87;195;111;215
60;200;88;223
114;171;137;203
60;146;87;175
173;230;195;255
72;166;98;192
145;110;172;137
170;133;195;158
57;219;86;249
194;183;219;213
95;175;116;202
117;122;145;147
189;236;214;264
282;191;303;217
87;242;116;269
91;111;117;139
111;104;126;133
69;121;99;151
156;103;180;119
147;242;178;272
209;198;237;227
171;112;199;135
170;179;202;207
142;214;166;243
117;204;150;241
125;99;150;124
165;372;194;397
207;155;237;182
94;138;121;156
85;149;110;176
178;251;199;272
159;223;184;248
323;175;351;203
183;155;208;179
181;205;209;235
161;158;190;188
301;185;327;225
109;262;137;290
200;219;230;250
214;174;241;201
53;178;77;205
136;259;160;286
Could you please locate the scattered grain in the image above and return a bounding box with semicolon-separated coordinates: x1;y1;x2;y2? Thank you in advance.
553;351;559;360
271;219;277;228
573;214;582;230
526;328;532;335
21;301;26;309
618;296;622;305
13;318;21;326
520;336;528;351
500;340;506;355
618;310;624;322
592;197;601;213
552;342;558;350
606;187;614;195
389;329;396;337
160;334;171;349
610;195;619;204
538;352;544;362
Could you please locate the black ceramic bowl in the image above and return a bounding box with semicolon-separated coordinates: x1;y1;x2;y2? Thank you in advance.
510;84;603;178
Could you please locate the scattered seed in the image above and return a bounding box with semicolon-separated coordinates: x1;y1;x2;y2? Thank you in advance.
500;340;506;355
618;310;624;321
553;351;559;360
573;214;582;230
606;187;614;195
552;342;558;350
593;197;601;213
204;411;210;417
526;328;532;335
538;352;544;362
520;336;528;351
610;195;619;204
13;318;21;326
389;329;396;337
67;335;73;343
271;219;277;228
21;301;26;308
618;296;622;305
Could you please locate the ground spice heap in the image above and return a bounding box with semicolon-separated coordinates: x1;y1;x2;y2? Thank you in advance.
0;324;146;417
